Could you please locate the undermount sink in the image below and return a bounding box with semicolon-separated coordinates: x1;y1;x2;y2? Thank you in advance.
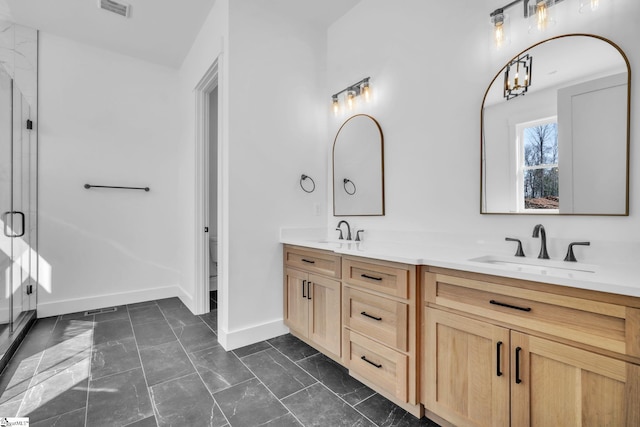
469;255;597;275
312;239;347;244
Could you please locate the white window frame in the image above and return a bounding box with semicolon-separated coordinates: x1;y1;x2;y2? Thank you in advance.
515;116;559;213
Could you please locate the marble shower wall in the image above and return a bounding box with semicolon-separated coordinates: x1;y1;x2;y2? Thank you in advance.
0;20;37;108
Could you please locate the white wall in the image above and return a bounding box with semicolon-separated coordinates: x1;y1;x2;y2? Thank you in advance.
558;74;627;214
327;0;640;252
176;0;330;348
38;33;182;316
223;0;329;348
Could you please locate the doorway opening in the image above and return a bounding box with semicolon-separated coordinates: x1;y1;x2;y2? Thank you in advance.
207;87;219;311
194;59;222;330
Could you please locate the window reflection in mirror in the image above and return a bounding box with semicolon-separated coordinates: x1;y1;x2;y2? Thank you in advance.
519;118;558;212
481;34;630;215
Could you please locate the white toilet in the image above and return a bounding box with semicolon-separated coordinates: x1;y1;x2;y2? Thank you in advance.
209;237;217;291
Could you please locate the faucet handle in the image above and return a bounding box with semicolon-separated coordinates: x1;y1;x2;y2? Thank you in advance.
505;237;525;257
355;230;365;242
335;228;344;240
564;241;590;262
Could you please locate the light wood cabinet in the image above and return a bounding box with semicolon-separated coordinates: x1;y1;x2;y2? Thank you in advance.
511;331;638;427
342;256;420;416
423;267;640;427
284;246;342;359
424;309;510;427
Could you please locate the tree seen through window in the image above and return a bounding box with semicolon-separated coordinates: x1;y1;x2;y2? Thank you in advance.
523;122;558;209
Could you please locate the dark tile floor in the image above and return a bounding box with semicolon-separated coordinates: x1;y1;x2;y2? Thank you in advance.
0;298;439;427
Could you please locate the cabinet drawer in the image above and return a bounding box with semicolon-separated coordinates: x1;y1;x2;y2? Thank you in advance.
343;257;411;298
284;246;341;278
344;330;408;402
343;286;408;351
424;271;630;355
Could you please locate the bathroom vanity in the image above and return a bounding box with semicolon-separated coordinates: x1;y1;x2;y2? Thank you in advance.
422;266;639;427
281;238;640;426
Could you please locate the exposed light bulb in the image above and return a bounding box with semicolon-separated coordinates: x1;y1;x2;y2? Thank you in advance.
494;22;505;47
536;1;548;31
362;82;371;102
332;96;339;115
490;10;509;50
580;0;600;12
347;91;355;110
528;0;555;33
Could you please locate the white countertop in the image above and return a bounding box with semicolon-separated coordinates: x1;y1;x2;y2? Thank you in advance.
280;228;640;298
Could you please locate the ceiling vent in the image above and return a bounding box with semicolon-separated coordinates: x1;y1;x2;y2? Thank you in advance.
98;0;131;18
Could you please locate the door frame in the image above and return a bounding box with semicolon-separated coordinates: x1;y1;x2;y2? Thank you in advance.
194;59;221;316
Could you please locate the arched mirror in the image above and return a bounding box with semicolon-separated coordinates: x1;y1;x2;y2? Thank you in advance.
333;114;385;216
481;34;630;215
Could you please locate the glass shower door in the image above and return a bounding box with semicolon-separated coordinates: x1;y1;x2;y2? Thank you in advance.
0;66;36;339
11;79;36;327
0;66;11;335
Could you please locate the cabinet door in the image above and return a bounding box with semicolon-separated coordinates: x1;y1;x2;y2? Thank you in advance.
424;309;510;427
511;332;639;427
284;267;309;338
308;273;341;357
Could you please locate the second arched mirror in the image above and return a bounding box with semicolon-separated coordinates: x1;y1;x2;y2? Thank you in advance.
481;34;630;215
333;114;385;216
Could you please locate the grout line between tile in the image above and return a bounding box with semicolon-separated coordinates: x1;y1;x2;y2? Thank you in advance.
127;304;158;427
235;350;306;427
15;316;60;418
233;346;272;360
83;316;95;427
157;300;232;427
267;339;380;427
89;364;140;383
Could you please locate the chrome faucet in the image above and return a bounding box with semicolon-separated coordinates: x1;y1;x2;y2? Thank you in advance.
336;220;352;240
532;224;550;259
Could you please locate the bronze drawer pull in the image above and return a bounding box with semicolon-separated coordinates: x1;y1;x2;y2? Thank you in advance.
361;355;382;368
301;258;316;264
515;347;523;384
361;311;382;321
496;341;503;377
490;300;531;312
361;274;382;281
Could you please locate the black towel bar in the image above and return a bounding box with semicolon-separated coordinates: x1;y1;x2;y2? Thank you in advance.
84;184;150;192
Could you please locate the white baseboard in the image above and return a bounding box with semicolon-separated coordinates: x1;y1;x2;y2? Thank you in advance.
37;285;186;318
217;318;289;351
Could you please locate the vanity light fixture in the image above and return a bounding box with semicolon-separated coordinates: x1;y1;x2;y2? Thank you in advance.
331;77;371;115
504;54;532;100
489;0;564;48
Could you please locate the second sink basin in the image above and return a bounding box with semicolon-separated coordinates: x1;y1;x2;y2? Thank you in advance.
469;255;597;275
